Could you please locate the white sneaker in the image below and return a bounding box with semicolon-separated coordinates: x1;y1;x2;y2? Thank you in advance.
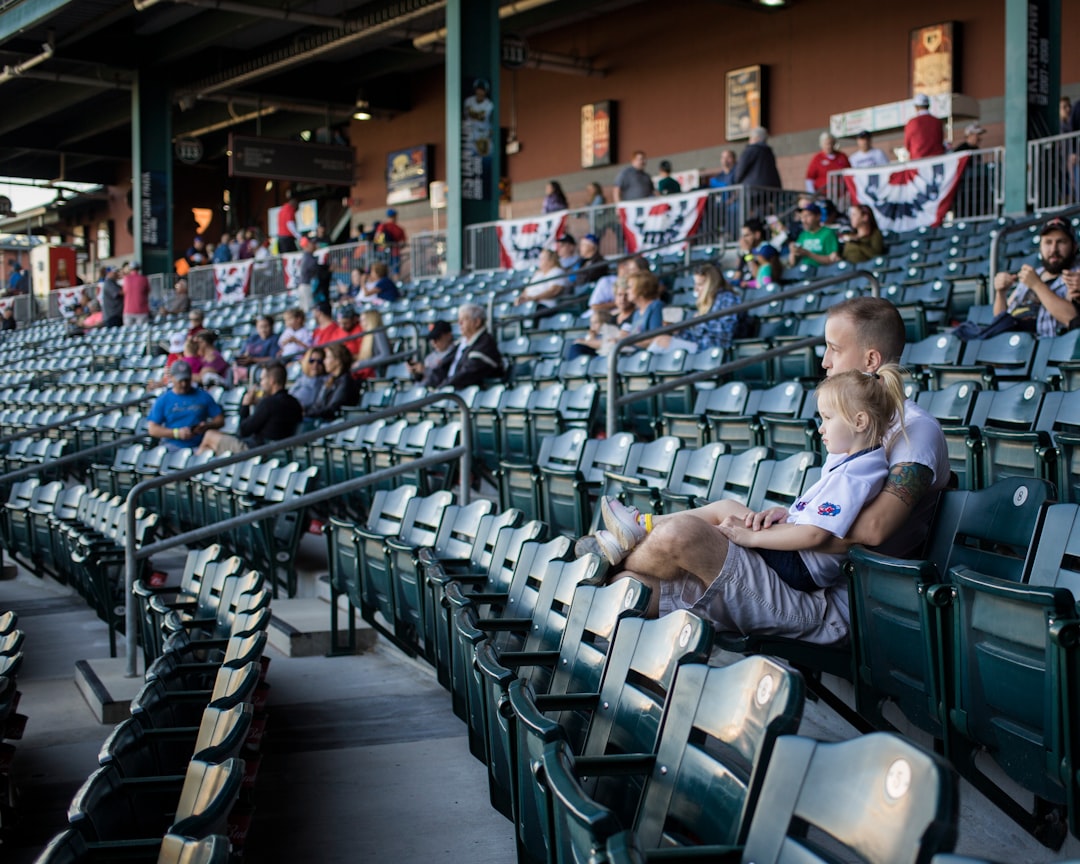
593;529;630;566
600;497;646;552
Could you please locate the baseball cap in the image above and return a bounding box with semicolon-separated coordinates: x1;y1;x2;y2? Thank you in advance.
752;243;778;258
169;360;192;381
556;233;576;245
168;332;187;353
913;93;930;108
799;202;828;220
336;305;358;319
427;320;453;341
1040;216;1076;240
582;233;599;245
386;208;397;217
964;123;986;136
130;261;141;270
855;130;871;140
314;301;333;317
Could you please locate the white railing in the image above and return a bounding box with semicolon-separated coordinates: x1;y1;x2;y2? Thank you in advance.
463;185;805;271
824;147;1005;224
1028;129;1080;214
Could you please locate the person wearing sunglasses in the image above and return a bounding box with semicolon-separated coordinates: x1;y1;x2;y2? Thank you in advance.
288;347;328;412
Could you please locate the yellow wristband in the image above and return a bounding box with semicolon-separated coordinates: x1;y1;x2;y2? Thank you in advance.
643;514;653;534
173;428;179;439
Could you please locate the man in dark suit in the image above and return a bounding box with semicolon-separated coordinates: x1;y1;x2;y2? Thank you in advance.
429;303;503;390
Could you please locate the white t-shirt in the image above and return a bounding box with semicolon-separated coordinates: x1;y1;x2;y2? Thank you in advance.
523;267;567;308
789;447;890;587
278;325;313;359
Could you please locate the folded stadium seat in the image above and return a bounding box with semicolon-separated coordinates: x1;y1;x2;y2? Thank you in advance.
366;418;420;494
698;445;773;508
602;437;683;522
758;385;822;459
1035;329;1080;390
479;577;649;845
556;354;592;389
352;485;420;639
472;552;605;817
966;380;1056;489
450;536;574;760
100;703;254;779
927;330;1039;390
500;385;565;473
509;611;713;864
471;383;516;478
392;421;462;495
147;555;244;644
652;442;730;515
130;662;262;730
945;501;1080;846
541;657;804;862
1047;389;1080;503
728;317;799;389
884;280;953;343
238;464;318;598
649;349;694;420
746;450;821;512
159;570;268;646
916;380;985;490
87;443;144;498
0;478;53;565
661;381;750;449
34;829;232;864
66;758;245;848
323;515;365;657
901;332;965;390
520;429;591;537
158;451;214;536
616;350;658;440
146;630;267;691
846;477;1053;744
137;546;228;661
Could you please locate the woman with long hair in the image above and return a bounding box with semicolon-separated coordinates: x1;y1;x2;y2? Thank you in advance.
306;341;361;421
841;204;885;263
542;180;569;213
353;309;392;379
586;182;606;207
650;263;740;353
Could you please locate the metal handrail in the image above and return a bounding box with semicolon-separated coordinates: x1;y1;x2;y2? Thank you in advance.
605;270;881;436
0;433;146;486
122;390;473;676
988;204;1080;286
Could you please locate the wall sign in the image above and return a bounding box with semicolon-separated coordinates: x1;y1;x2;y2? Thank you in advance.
386;145;432;205
910;22;958;97
581;100;615;169
725;65;765;142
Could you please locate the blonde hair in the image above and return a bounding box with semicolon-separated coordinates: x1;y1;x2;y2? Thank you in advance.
816;363;907;451
628;271;661;302
358;310;384;361
693;263;727;316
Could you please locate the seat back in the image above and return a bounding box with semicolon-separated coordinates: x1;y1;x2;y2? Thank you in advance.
740;733;957;864
747;450;819;512
171;757;246;839
707;446;772;506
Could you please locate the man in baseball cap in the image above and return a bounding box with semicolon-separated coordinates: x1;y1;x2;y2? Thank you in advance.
146;359;224;449
408;319;457;385
993;216;1080;337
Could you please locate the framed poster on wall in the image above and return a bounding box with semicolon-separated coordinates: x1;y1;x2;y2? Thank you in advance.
386;144;432;206
725;65;765;141
910;22;959;96
581;101;616;169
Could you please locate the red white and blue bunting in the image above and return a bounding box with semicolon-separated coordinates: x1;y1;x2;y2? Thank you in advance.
843;152;970;233
495;212;568;270
618;189;710;254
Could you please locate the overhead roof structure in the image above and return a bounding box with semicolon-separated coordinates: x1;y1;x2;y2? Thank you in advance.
0;0;783;187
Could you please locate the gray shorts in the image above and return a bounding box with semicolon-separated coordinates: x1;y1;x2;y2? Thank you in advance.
658;541;849;645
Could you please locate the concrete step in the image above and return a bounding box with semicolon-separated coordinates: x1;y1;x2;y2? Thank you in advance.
269;597;377;658
74;656;145;724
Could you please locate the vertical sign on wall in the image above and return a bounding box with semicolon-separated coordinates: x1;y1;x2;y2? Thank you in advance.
1026;0;1053;137
462;77;495;201
140;171;167;249
725;66;764;142
910;23;957;97
581;101;616;169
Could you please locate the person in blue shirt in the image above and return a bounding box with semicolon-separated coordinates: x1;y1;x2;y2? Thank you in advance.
146;360;224;449
361;261;400;303
237;315;280;363
625;271;665;346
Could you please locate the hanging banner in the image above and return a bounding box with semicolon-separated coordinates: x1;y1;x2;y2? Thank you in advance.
843;152;970;232
618;189;710;254
495;212;569;270
213;259;254;303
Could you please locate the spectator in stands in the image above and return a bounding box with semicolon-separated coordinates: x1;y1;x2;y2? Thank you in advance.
297;235;319;312
649;263;739;353
514;249;566;309
993;216;1080;338
373;209;407;276
180;336;204;378
614;150;654;202
121;261;151;326
838;204;885;263
289;347;327;412
408;320;456;385
186;309;206;340
709;150;738;188
278;307;312;360
100;266;123;328
587;256;632;315
805;132;850;195
848;131;889;169
556;233;580;270
213;233;232;263
732;218;767;288
570;233;608;286
624;271;665;346
236;314;281;375
542;180;569;213
749;242;782;288
335;305;364;355
0;304;13;331
184;236;208;268
353;309;392;380
198;363;303;455
733;127;782;190
428;303;503;390
952;122;985;152
165;277;191;315
6;260;28;294
904;93;945;160
146;360;224;450
361;261;400;303
579;296;950;642
193;331;229;386
788;202;839;270
657;161;681;195
276;189;300;253
586;182;606;207
305;342;361;421
311;301;345;347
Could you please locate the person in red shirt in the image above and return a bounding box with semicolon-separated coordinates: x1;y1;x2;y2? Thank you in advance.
311;301;346;347
904;93;945;160
804;132;850;194
334;306;364;356
373;209;407;277
277;189;300;253
122;261;151;326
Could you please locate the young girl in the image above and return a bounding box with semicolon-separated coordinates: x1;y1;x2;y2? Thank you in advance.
592;364;908;597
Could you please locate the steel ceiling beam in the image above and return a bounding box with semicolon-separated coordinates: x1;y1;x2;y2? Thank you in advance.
0;0;71;46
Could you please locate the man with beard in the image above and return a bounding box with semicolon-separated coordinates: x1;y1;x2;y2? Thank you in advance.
993;216;1080;337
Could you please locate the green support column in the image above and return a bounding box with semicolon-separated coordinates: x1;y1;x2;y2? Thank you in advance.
131;72;173;278
1003;0;1061;215
445;0;500;274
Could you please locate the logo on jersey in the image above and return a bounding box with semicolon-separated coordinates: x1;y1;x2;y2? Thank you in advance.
794;500;807;511
817;502;841;517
